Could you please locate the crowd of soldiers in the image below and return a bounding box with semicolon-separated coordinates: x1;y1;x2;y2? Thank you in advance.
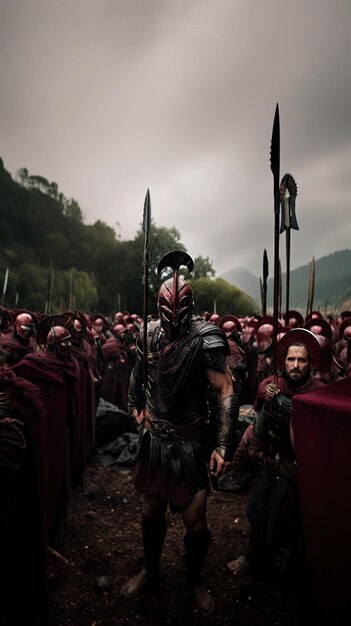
0;301;350;624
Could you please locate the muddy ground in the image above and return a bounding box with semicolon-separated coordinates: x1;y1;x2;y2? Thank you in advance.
46;455;320;626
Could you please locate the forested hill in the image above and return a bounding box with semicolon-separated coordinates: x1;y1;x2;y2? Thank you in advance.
222;249;351;313
275;249;351;312
0;158;126;313
0;159;257;316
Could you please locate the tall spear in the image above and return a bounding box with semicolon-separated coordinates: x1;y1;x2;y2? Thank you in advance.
2;267;9;306
270;103;281;378
69;268;74;310
142;189;151;391
306;256;315;320
261;249;269;316
278;258;283;318
46;260;54;314
280;173;298;318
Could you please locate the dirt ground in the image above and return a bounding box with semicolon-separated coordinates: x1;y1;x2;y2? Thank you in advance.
46;456;317;626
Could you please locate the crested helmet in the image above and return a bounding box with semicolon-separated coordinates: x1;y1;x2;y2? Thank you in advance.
157;250;194;341
47;325;72;357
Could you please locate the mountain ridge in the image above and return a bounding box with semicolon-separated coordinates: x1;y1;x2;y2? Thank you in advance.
221;248;351;312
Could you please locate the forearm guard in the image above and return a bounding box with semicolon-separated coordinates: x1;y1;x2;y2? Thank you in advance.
127;363;145;415
216;393;239;461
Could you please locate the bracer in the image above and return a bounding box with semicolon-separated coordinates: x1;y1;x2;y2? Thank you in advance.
216;394;239;461
127;360;145;415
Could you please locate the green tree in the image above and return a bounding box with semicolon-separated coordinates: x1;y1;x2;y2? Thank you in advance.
17;167;29;186
88;220;117;243
192;277;257;317
28;175;50;193
193;256;216;279
64;198;84;223
14;263;47;310
48;181;59;199
51;268;98;313
38;233;73;268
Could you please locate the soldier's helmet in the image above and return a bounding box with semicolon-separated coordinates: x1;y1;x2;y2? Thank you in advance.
277;328;322;371
313;334;333;381
208;313;221;326
47;326;71;357
304;317;333;343
219;315;242;337
283;310;304;329
157;250;194;341
15;312;37;339
93;316;105;334
255;316;283;354
112;323;127;337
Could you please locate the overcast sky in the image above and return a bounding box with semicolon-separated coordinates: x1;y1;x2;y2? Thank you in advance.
1;0;350;278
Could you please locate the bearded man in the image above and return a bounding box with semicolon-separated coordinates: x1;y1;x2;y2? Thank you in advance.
227;328;326;579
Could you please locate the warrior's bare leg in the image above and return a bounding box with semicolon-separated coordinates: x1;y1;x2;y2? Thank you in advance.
121;494;167;598
182;489;214;615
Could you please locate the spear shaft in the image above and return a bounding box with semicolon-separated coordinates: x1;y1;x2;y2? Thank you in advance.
142;189;151;391
306;256;315;319
2;267;9;306
285;227;291;318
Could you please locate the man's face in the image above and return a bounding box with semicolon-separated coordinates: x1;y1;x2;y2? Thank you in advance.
284;345;310;382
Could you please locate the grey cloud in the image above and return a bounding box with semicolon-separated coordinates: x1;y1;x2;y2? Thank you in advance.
0;0;350;281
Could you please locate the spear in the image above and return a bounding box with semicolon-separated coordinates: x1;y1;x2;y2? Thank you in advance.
2;267;9;306
278;258;282;318
261;249;269;316
270;103;280;377
280;173;298;318
69;268;74;310
306;256;315;320
142;189;151;391
47;260;54;314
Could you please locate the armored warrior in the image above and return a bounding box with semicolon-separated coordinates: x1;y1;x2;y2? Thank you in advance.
227;328;326;579
122;251;239;614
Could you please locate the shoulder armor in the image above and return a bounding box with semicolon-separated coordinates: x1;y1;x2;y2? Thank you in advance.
201;328;229;372
202;333;228;351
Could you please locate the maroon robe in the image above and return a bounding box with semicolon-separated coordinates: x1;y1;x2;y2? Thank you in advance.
70;337;97;463
0;367;48;624
0;333;34;364
292;377;351;621
99;336;129;410
12;350;81;542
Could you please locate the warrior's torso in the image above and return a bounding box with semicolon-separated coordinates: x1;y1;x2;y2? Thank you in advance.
132;318;228;427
